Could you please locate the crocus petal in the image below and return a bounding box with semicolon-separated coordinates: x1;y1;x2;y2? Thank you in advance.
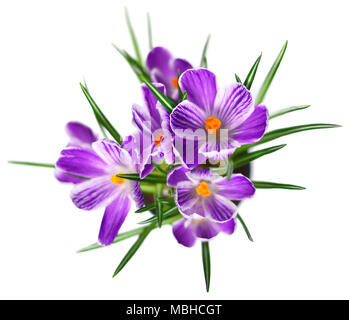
172;219;196;248
173;58;192;75
55;169;85;184
167;166;190;187
141;83;165;127
132;104;152;134
92;139;134;169
56;148;108;178
175;181;201;217
213;84;254;129
203;194;237;222
146;47;173;78
194;220;220;240
65;122;98;147
98;192;131;246
199;141;236;161
216;174;255;200
129;181;144;209
219;218;236;235
179;68;217;113
71;176;117;210
232;105;268;144
170;100;207;133
187;168;221;183
173;136;207;169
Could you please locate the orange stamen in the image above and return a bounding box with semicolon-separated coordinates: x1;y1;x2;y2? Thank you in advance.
171;77;179;89
111;173;125;185
154;133;163;146
196;181;211;197
205;116;221;134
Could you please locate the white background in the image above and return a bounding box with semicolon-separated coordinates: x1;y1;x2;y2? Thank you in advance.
1;0;349;299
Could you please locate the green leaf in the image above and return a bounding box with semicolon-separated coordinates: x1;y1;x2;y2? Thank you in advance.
8;161;55;168
255;41;288;105
113;225;152;277
155;197;163;227
141;77;175;113
117;173;167;184
236;123;341;154
152;161;167;176
235;74;242;83
253;181;305;190
269;105;311;120
83;83;108;138
124;8;143;68
200;34;211;68
77;214;182;253
135;203;156;213
201;242;211;292
243;53;262;90
237;214;253;242
139;207;179;225
147;13;153;50
112;44;150;82
232;144;286;169
77;226;146;253
226;158;234;181
80;83;123;144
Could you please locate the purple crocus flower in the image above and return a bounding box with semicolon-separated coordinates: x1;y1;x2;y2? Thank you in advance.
173;216;236;248
146;47;192;101
167;166;255;222
56;139;144;245
55;122;98;184
132;83;175;178
170;69;268;164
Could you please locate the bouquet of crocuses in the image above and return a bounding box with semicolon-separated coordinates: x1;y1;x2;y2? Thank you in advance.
9;11;340;292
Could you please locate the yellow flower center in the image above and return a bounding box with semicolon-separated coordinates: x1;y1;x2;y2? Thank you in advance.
110;173;125;185
196;181;211;197
154;133;163;146
205;116;221;134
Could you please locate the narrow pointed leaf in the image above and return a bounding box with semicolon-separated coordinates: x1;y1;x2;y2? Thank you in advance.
201;242;211;292
80;83;123;144
253;181;305;190
237;214;254;242
139;207;179;225
269;105;311;120
124;8;143;67
147;13;153;50
77;214;182;254
155;197;163;227
112;44;149;82
152;161;167;176
200;34;211;68
232;144;286;169
243;53;262;90
77;226;145;253
8;161;55;168
117;173;167;184
236;123;341;154
141;77;174;113
113;225;152;277
235;74;242;83
226;158;234;181
135;203;156;213
255;41;288;105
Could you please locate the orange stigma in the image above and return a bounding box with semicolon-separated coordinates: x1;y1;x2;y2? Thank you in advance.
111;173;125;185
196;181;211;197
154;133;163;146
205;116;221;134
171;77;179;89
